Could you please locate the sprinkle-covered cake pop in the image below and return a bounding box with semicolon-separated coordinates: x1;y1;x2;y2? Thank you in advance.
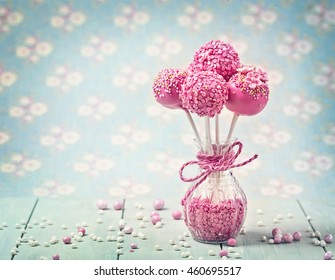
189;40;240;82
152;68;187;110
226;65;269;116
180;70;228;118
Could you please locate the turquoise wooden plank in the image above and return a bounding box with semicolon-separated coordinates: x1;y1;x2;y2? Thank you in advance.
120;197;221;260
14;198;122;260
297;199;335;257
0;198;37;260
236;198;325;260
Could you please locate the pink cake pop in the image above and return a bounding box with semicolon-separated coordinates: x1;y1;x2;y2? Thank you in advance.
180;70;228;117
226;65;269;116
189;40;240;81
152;68;187;109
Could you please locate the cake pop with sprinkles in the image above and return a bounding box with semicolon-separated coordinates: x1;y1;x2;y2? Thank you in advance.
189;40;240;81
152;68;187;110
226;65;269;116
181;70;228;118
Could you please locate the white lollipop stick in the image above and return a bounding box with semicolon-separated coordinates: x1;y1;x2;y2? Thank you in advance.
226;113;239;143
184;110;203;152
215;114;220;148
205;116;213;154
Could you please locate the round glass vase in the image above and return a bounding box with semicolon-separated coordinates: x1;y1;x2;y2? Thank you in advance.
183;141;247;244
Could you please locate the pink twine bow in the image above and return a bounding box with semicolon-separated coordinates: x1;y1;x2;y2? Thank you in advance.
179;141;258;206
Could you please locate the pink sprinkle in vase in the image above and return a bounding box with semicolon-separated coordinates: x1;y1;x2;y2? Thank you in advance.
182;140;248;244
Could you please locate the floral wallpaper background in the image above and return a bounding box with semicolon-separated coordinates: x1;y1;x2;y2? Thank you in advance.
0;0;334;205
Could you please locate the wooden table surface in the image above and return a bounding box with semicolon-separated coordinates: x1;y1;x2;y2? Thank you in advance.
0;197;334;260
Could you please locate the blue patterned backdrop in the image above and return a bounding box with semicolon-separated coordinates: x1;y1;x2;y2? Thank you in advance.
0;0;334;204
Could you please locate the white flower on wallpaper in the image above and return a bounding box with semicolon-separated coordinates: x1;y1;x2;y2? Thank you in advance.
276;33;313;61
16;36;53;63
108;179;151;198
1;154;41;177
40;126;80;151
0;131;10;145
111;125;151;150
252;124;291;149
323;124;335;146
73;154;114;177
146;152;185;177
293;151;333;176
313;63;335;92
260;179;303;198
81;36;117;61
146;35;182;61
112;66;149;91
241;4;277;31
50;5;86;32
283;96;322;122
0;6;23;33
217;35;248;54
257;64;283;87
114;5;150;31
305;3;335;32
0;66;17;92
146;104;179;123
9;97;48;123
33;180;76;197
232;155;261;178
46;66;83;92
78;96;116;121
178;5;213;30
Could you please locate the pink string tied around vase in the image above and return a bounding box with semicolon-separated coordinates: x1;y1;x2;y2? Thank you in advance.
179;141;258;206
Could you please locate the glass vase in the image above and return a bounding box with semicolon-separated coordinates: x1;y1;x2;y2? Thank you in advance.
182;140;247;244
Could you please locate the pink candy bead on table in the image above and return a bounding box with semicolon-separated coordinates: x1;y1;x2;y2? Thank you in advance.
172;210;182;220
219;250;229;257
130;243;138;249
293;232;302;241
324;251;333;260
62;236;71;244
77;227;86;235
96;199;108;210
151;214;161;225
324;234;333;244
113;201;123;210
52;254;60;260
153;199;165;210
227;238;237;247
283;233;293;243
